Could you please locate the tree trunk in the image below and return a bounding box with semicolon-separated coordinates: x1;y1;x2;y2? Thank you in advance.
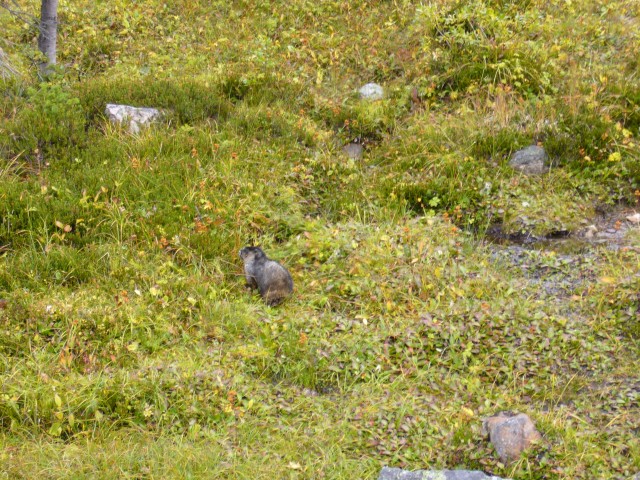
37;0;58;74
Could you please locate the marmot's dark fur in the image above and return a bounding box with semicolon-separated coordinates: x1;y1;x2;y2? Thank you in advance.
239;246;293;306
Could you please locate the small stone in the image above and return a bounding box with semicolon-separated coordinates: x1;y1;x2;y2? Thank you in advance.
359;83;384;101
509;145;549;175
606;228;617;234
105;104;164;134
626;213;640;224
377;467;509;480
482;412;542;464
342;143;364;160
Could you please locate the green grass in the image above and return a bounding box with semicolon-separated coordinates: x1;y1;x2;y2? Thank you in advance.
1;0;639;478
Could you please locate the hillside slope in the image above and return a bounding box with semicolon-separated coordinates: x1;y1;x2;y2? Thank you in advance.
1;1;639;478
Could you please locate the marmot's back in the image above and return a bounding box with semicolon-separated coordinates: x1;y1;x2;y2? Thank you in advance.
259;260;294;305
239;246;293;306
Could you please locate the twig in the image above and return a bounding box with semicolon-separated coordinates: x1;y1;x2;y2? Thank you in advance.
0;0;38;27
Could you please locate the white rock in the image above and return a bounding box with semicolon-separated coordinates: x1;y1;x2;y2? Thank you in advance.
358;83;384;101
626;213;640;224
378;468;509;480
105;104;163;134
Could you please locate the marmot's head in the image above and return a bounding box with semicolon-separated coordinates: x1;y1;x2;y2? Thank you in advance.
239;246;266;261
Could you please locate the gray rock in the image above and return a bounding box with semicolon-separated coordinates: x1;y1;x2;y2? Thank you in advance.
378;467;509;480
508;145;549;175
105;104;164;134
359;83;384;101
342;142;364;160
482;412;542;464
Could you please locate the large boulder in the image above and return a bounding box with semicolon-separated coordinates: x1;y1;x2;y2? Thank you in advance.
508;145;549;175
378;467;509;480
359;83;384;101
482;412;542;464
105;104;163;134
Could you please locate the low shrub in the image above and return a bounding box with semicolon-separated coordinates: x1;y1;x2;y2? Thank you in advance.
5;82;87;159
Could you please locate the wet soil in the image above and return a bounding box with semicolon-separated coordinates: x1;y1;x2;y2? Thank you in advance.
484;206;640;312
485;206;640;254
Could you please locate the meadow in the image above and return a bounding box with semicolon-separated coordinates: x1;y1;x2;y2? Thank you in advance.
0;0;639;478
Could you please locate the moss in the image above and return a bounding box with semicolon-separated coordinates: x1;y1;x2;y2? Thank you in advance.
75;77;233;125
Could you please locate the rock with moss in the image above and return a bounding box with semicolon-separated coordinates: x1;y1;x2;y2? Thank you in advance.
105;103;163;134
378;468;509;480
508;145;549;174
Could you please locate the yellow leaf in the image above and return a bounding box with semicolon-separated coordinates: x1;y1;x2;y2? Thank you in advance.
599;277;615;284
127;342;138;352
461;407;474;418
54;393;62;407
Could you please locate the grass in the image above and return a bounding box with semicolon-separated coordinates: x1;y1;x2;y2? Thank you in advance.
1;0;639;478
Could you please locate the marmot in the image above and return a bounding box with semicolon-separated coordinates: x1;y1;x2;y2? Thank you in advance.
239;246;294;306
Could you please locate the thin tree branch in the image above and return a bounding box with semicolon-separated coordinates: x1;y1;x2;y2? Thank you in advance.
0;0;39;27
0;47;19;78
